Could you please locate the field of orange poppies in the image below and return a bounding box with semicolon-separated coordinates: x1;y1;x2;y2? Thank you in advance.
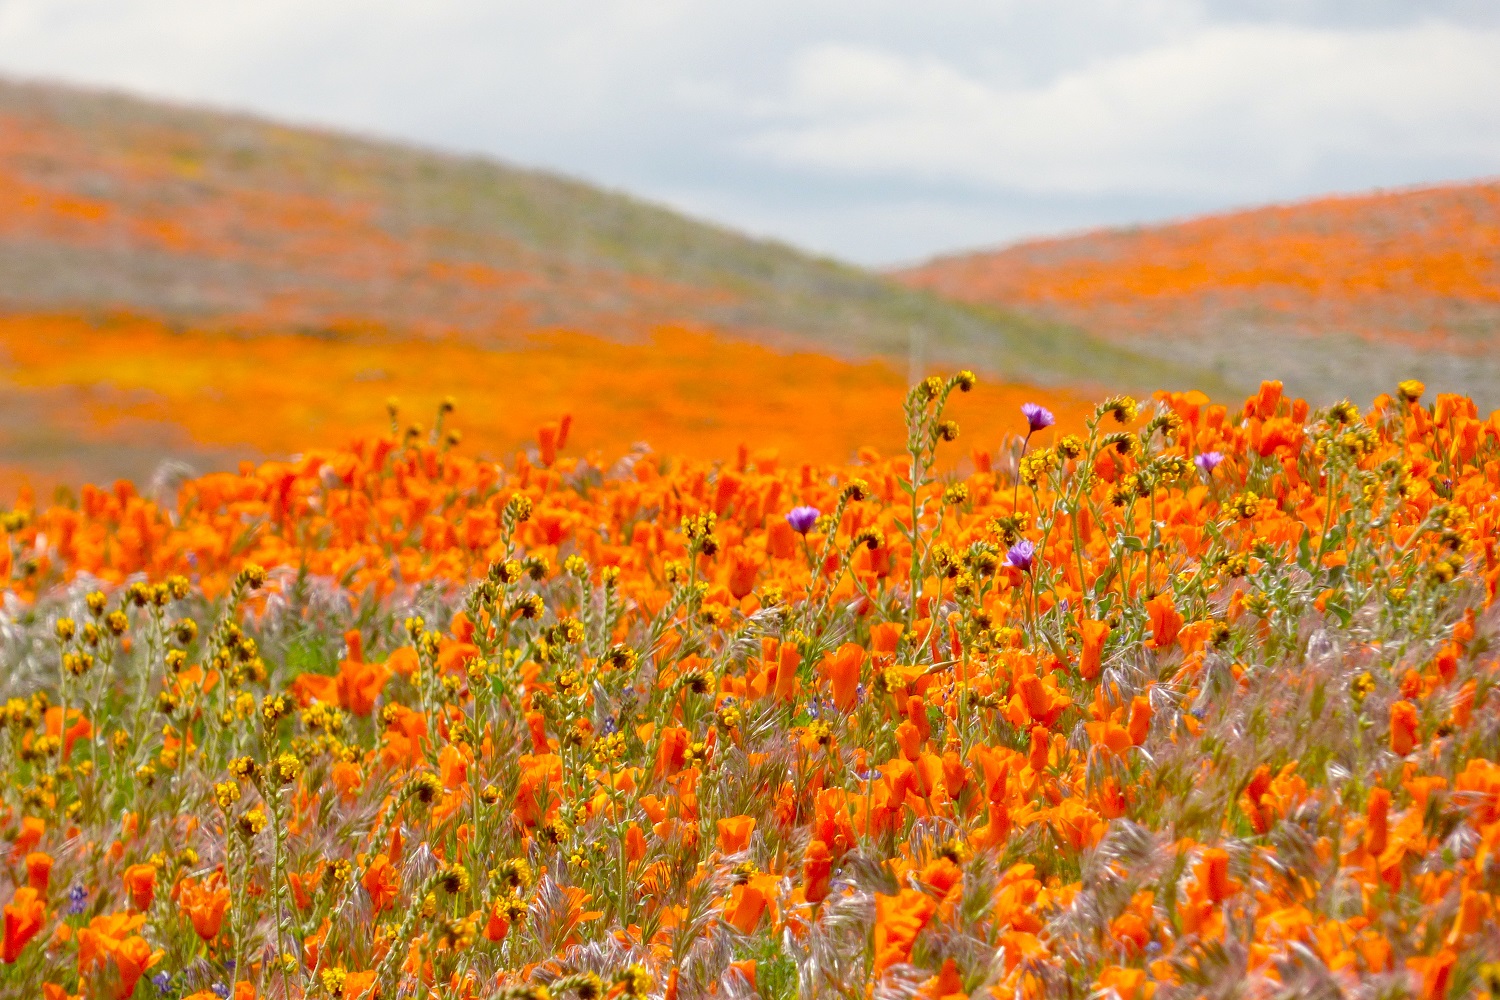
898;182;1500;407
0;312;1093;499
3;370;1499;1000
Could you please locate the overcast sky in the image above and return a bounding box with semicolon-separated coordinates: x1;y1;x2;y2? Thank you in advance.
2;1;1498;265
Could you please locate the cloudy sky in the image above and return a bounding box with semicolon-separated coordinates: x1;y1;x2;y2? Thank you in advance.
2;1;1498;264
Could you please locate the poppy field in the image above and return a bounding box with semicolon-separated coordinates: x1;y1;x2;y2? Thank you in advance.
899;182;1500;353
1;372;1499;1000
897;182;1500;407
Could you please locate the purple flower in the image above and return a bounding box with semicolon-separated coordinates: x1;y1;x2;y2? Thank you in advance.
1194;451;1224;475
67;883;87;915
151;972;172;993
786;506;820;534
1004;539;1036;572
1021;402;1055;433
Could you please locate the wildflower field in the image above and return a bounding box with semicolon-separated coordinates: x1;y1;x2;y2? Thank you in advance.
2;371;1499;1000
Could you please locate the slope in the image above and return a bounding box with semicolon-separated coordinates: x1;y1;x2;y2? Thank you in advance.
0;76;1230;489
897;182;1500;407
0;77;1212;390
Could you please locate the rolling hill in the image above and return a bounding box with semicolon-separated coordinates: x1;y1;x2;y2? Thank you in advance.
897;182;1500;408
0;76;1222;490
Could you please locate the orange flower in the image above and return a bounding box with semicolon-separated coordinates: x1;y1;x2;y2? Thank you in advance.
1145;594;1183;648
1409;948;1456;1000
343;970;378;999
537;422;560;467
802;840;832;904
723;874;778;934
716;815;756;855
1252;381;1284;420
819;642;864;711
1390;700;1420;756
381;705;429;767
110;934;159;998
725;548;762;600
386;647;419;679
11;816;44;861
1078;618;1109;679
1195;848;1239;903
362;854;400;916
514;753;563;826
3;887;45;962
1028;725;1050;773
484;900;511;943
77;912;157;997
766;519;797;560
336;629;390;717
1010;672;1071;728
772;641;800;704
873;889;936;975
178;875;230;942
813;788;856;857
1127;695;1153;746
439;743;470;790
920;857;963;898
728;960;757;992
332;761;364;802
1095;965;1155;1000
526;710;550;754
289;672;338;707
44;706;93;762
870;622;903;655
122;864;156;912
25;852;53;893
895;720;924;762
624;823;647;863
1451;679;1477;728
1365;788;1391;857
655;727;691;777
78;913;142;974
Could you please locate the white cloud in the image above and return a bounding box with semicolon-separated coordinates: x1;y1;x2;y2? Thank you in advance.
743;22;1500;199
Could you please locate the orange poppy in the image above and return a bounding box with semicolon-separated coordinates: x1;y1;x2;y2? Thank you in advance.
122;865;156;912
3;887;45;962
25;852;53;893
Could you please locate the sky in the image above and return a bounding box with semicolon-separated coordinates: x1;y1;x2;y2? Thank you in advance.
2;1;1499;265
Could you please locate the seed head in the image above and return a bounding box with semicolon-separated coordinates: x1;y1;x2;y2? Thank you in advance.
408;771;443;805
439;863;470;895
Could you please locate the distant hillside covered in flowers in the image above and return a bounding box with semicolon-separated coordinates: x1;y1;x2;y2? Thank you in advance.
897;182;1500;408
0;76;1202;491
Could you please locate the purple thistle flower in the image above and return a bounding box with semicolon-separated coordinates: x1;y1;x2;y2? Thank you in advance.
1004;539;1036;572
786;506;820;534
1021;402;1055;433
1194;451;1224;475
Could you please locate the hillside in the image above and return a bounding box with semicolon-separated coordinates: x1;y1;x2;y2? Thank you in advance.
897;182;1500;407
0;76;1227;489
